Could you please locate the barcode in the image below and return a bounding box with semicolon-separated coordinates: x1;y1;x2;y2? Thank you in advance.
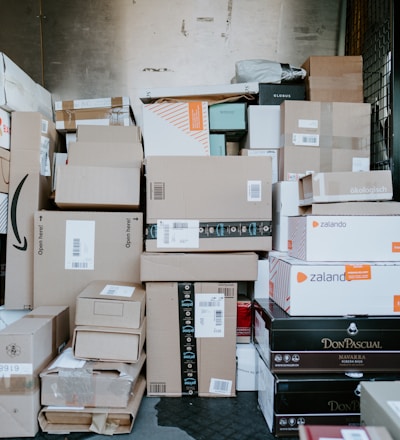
198;300;222;308
301;135;318;144
72;238;81;257
71;262;89;269
173;222;188;229
105;287;117;296
149;382;166;394
213;380;230;392
41;119;48;134
249;183;260;199
152;182;165;200
218;286;235;298
214;310;222;326
163;225;170;244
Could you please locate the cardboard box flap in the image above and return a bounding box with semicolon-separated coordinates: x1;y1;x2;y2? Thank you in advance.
55;97;130;111
299;201;400;215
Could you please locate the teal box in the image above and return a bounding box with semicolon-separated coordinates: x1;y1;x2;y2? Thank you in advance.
209;103;247;131
209;134;226;156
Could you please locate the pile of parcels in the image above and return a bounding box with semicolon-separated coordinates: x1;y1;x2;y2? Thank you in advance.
1;50;400;440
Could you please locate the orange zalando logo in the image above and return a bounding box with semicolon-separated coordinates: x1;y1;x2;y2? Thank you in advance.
394;295;400;313
392;242;400;253
297;272;307;283
312;221;319;228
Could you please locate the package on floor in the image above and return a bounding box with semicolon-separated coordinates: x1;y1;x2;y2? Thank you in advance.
298;424;394;440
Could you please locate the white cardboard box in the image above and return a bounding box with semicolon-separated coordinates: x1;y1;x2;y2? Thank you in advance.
288;215;400;261
236;343;259;391
269;253;400;316
246;105;281;149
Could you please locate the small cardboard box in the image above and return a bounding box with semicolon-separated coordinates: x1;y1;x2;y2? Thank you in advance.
75;280;146;329
246;105;281;149
72;318;146;363
360;381;400;440
142;101;210;157
298;170;393;205
209;102;247;140
38;374;146;435
40;347;146;408
209;133;226;156
288;214;400;261
145;156;272;252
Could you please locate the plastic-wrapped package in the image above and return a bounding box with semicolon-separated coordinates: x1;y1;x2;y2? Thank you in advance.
234;59;306;84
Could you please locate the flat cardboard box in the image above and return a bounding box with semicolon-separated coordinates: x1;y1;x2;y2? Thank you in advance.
38;374;146;435
0;108;11;149
33;210;143;333
240;148;278;183
76;124;141;143
75;280;146;329
54;165;141;210
269;253;400;316
0;52;53;120
298;170;393;204
140;251;258;282
299;201;400;215
5;112;59;310
246;105;281;149
298;425;394;440
360;381;400;440
72;318;146;363
40;347;146;407
0;147;10;193
145;156;272;252
288;215;400;261
142;101;210;156
146;282;237;397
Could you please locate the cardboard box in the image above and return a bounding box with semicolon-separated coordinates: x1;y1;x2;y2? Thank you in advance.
146;282;237;397
299;170;393;205
54;165;141;210
240;148;278;183
55;97;134;132
288;215;400;261
0;108;11;149
299;201;400;216
0;147;10;194
40;347;146;407
142;101;210;156
302;56;364;102
298;425;394;440
236;343;258;391
360;381;400;440
253;257;269;299
0;52;53;120
72;318;145;363
209;102;247;140
145;156;272;252
254;298;400;373
76;124;141;143
33;210;143;332
75;280;146;329
5;112;59;309
258;83;306;105
209;133;226;156
140;251;258;282
269;253;400;316
246;105;281;149
38;374;146;435
52;151;68;191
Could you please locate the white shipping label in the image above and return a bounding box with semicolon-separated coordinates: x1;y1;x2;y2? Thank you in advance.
209;378;232;396
49;348;86;370
40;135;51;176
247;180;262;202
41;119;49;134
352;157;370;172
195;293;224;338
0;363;33;377
156;219;199;248
341;429;370;440
292;133;319;146
298;118;318;129
65;220;95;270
100;284;135;298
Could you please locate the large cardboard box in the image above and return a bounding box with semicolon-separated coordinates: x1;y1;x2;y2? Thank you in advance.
301;56;364;102
145;156;272;252
38;374;146;435
269;253;400;316
5;112;59;309
299;201;400;216
360;381;400;440
142;101;210;156
76;124;141;143
240;148;279;183
55;97;134;132
279;145;320;181
298;170;393;205
254;298;400;373
33;210;143;332
288;215;400;261
146;282;237;397
0;52;53;119
75;280;146;329
72;318;145;363
140;251;258;282
40;347;146;407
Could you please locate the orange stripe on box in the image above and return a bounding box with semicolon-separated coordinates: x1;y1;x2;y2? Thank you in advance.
394;295;400;312
345;264;371;281
188;102;204;131
392;242;400;252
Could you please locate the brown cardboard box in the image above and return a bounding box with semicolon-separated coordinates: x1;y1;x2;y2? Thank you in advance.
72;318;146;363
40;347;146;407
140;251;259;282
301;55;364;102
5;112;59;309
75;280;146;329
146;282;237;397
145;156;272;252
0;147;10;193
33;210;143;333
76;124;141;143
38;374;146;435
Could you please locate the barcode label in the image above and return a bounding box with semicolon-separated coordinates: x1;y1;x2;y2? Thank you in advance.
152;182;165;200
149;382;167;394
218;284;235;298
65;220;95;270
195;293;224;338
209;378;232;396
72;238;81;257
41;119;49;134
247;180;261;202
292;133;319;146
156;219;199;248
100;284;135;298
0;363;33;377
341;429;369;440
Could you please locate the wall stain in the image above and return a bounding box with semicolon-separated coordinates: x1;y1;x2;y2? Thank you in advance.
181;19;188;37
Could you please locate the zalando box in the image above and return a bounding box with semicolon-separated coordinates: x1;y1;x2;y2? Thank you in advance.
142;101;210;156
146;282;237;397
269;253;400;316
298;170;393;205
75;280;146;329
5;112;59;310
33;210;143;333
288;215;400;261
145;156;272;252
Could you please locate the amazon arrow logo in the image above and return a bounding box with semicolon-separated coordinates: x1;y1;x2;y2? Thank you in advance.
10;174;28;251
